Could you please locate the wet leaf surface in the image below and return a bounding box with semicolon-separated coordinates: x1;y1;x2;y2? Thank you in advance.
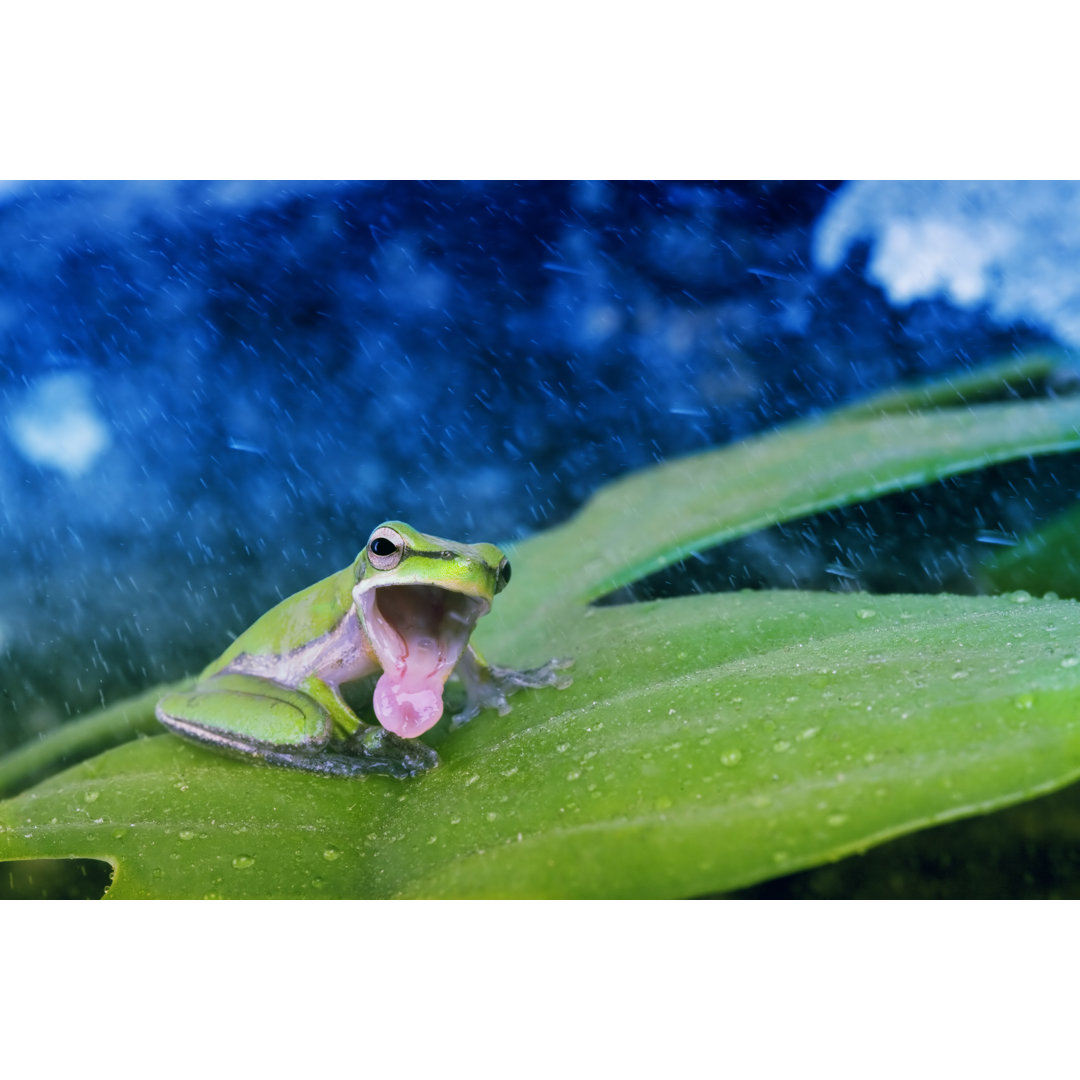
4;592;1080;897
6;362;1080;897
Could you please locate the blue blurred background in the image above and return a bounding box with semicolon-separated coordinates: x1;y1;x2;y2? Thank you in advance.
2;180;1076;752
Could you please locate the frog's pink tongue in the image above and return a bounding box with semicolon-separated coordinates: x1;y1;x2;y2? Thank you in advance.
373;666;445;738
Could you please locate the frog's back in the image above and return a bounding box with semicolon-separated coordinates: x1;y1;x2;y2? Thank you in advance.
203;563;357;675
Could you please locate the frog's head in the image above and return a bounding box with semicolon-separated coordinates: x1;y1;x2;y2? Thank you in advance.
352;521;511;740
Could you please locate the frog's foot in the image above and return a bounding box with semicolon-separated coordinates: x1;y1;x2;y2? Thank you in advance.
246;727;440;779
452;657;574;728
335;724;441;778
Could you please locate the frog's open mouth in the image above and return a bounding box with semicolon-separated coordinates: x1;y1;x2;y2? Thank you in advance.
359;584;490;739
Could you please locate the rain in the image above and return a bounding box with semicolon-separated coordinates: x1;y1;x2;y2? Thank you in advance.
2;179;1080;756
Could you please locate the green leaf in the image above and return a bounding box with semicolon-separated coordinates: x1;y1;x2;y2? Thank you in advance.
484;386;1080;648
830;351;1066;419
3;591;1080;898
6;359;1080;897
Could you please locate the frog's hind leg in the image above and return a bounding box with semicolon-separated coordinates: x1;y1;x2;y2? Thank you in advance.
157;672;437;779
157;672;333;761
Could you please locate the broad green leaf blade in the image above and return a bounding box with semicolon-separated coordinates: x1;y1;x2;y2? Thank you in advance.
486;394;1080;644
831;351;1065;419
4;591;1080;898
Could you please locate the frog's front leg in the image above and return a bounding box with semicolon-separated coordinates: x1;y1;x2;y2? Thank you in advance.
299;675;439;778
451;646;573;728
156;672;437;779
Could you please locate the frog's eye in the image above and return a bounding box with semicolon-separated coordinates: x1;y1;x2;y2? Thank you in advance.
495;558;512;593
368;527;404;570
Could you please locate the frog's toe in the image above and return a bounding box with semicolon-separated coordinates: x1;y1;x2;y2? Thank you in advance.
339;725;440;777
492;658;575;691
450;700;493;729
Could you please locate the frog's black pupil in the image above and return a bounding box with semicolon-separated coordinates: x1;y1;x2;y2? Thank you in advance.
501;561;511;584
371;537;397;557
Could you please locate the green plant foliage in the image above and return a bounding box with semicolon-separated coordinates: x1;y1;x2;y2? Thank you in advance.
5;357;1080;898
830;352;1065;418
5;591;1080;898
487;361;1080;631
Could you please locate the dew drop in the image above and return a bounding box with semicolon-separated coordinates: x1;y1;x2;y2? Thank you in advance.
232;855;255;870
826;813;848;827
84;790;100;803
1014;693;1035;710
1061;656;1080;668
773;739;792;753
720;750;742;767
323;847;341;861
950;670;970;680
1009;590;1033;604
856;608;876;620
178;829;195;841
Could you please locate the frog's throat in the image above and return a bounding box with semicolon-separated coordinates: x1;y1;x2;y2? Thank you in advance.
357;584;490;739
